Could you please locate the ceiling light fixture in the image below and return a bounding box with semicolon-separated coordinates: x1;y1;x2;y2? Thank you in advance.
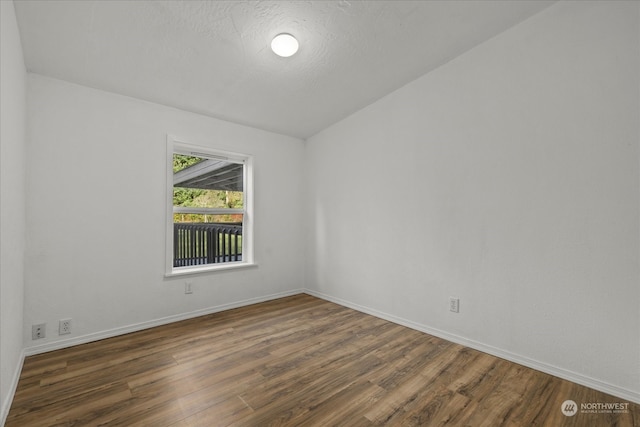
271;33;299;57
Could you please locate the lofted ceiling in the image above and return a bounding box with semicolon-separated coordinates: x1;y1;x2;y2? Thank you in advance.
13;0;555;139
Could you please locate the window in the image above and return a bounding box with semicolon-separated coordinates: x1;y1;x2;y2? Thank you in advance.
166;136;253;275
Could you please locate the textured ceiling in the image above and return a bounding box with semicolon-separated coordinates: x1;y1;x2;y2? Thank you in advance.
14;0;555;139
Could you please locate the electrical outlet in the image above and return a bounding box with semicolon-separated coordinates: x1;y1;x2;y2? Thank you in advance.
185;282;193;294
449;297;460;313
59;319;72;335
32;323;46;340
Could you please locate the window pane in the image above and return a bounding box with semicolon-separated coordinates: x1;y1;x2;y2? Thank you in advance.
173;154;243;209
173;215;243;267
172;213;243;224
172;154;244;266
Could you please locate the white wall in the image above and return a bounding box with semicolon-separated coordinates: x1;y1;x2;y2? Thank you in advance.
24;74;306;353
306;1;639;401
0;0;27;421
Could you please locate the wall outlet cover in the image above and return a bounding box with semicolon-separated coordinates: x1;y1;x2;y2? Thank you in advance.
59;319;72;335
32;323;46;340
449;297;460;313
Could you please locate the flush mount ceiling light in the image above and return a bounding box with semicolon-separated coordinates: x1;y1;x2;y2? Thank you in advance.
271;33;299;57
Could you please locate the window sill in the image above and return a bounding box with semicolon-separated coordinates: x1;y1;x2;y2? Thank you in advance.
165;262;257;277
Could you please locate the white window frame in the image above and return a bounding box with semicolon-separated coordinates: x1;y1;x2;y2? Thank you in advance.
165;135;254;276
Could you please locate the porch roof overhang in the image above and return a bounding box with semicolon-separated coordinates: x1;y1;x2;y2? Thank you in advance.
173;159;243;192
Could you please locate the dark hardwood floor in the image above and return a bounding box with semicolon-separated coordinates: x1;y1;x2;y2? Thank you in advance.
6;294;638;426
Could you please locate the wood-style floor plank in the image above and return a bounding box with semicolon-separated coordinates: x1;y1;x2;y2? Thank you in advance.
6;294;638;426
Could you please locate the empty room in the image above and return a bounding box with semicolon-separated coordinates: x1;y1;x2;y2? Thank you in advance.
1;0;638;425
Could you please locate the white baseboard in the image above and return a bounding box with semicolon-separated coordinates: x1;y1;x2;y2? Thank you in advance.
304;289;640;405
23;289;304;357
1;348;25;427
